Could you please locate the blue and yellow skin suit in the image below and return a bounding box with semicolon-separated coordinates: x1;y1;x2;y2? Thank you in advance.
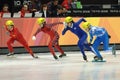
62;18;97;61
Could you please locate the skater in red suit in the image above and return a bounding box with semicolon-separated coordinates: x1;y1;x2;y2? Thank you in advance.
5;20;38;58
32;18;66;60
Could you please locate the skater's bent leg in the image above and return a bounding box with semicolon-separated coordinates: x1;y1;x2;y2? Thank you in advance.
54;44;64;54
18;39;37;58
78;35;88;61
78;41;87;61
103;34;111;50
7;38;15;53
48;42;56;56
92;38;102;58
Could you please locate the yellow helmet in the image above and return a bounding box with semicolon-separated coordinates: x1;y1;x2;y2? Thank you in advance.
65;16;73;23
37;18;45;25
82;22;91;29
5;20;14;26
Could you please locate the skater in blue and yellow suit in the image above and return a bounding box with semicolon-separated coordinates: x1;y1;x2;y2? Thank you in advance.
82;22;114;61
62;17;97;62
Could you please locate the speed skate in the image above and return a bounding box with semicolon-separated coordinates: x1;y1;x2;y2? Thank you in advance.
92;60;106;62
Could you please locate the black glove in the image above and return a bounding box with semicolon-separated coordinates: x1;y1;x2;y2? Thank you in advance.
88;43;92;46
108;34;111;39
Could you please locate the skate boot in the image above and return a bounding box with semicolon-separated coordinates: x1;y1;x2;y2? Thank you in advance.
32;55;39;59
59;53;66;58
7;52;14;56
92;56;106;62
94;56;99;61
98;57;103;61
53;55;58;60
93;56;103;61
83;56;88;62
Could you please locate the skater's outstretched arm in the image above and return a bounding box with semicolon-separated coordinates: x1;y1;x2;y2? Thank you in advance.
33;28;41;36
47;22;63;27
76;18;87;25
62;27;69;35
32;28;41;40
89;32;93;43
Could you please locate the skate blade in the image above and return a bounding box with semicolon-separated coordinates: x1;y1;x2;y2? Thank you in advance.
7;55;16;58
92;60;106;62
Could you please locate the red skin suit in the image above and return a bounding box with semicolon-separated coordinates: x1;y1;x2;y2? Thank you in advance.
6;26;35;57
33;23;64;56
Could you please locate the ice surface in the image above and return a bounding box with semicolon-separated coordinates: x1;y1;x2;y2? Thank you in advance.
0;51;120;80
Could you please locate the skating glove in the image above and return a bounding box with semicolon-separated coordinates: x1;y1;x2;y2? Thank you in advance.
32;36;36;40
88;43;92;46
63;22;67;28
108;34;111;39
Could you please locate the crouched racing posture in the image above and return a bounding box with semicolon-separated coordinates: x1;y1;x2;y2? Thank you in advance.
5;20;38;58
82;22;116;61
32;18;66;60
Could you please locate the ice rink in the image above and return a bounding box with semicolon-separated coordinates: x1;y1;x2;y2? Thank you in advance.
0;51;120;80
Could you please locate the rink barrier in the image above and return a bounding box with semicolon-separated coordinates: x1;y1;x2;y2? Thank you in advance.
0;44;119;55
